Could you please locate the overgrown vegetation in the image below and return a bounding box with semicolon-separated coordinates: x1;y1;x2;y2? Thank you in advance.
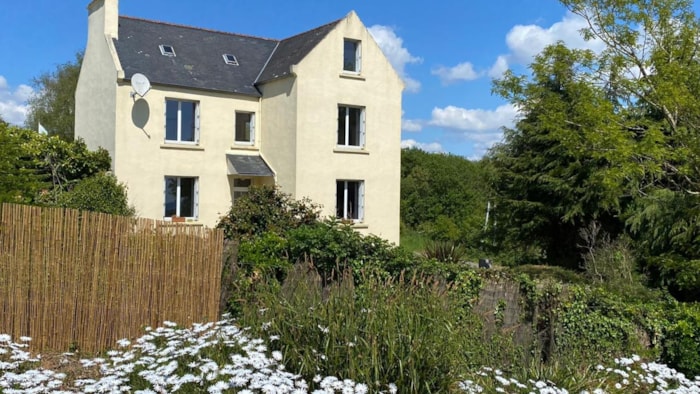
0;122;133;215
217;186;700;385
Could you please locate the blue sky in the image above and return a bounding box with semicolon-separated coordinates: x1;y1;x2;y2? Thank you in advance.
0;0;606;159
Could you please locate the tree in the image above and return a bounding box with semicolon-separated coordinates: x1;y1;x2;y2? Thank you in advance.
490;0;700;297
559;0;700;298
489;43;645;266
24;52;82;141
401;148;491;245
0;123;45;204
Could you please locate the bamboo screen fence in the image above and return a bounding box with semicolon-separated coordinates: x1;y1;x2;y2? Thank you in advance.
0;203;224;353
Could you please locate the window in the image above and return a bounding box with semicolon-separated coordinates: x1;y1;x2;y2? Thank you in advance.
164;176;198;219
234;112;255;145
159;45;176;57
223;54;239;65
337;106;365;147
233;178;251;200
336;180;364;221
165;99;199;144
343;39;361;72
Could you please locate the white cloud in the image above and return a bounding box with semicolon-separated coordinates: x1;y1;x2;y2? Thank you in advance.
402;118;422;132
401;139;443;153
430;104;517;131
432;62;481;85
429;103;521;159
488;55;509;78
0;76;34;125
505;12;605;65
368;25;422;93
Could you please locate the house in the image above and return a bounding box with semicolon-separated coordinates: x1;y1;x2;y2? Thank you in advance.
75;0;403;243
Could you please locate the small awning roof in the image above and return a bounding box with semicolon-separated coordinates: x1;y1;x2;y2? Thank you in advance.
226;154;274;176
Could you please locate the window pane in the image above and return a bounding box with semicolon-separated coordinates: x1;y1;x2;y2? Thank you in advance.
235;113;252;142
337;107;346;145
180;102;196;142
343;40;357;71
347;181;359;219
348;107;361;146
164;177;177;217
336;181;345;218
165;100;179;141
179;177;196;217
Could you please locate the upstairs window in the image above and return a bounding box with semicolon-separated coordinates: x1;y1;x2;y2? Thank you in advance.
234;112;255;145
159;45;176;57
164;176;198;219
343;39;361;73
337;106;365;148
165;99;199;144
336;180;364;221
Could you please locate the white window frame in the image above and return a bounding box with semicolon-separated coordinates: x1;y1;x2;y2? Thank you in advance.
343;39;361;73
336;180;364;222
234;112;255;145
159;44;176;57
165;99;200;144
223;54;239;65
337;105;365;148
164;176;199;220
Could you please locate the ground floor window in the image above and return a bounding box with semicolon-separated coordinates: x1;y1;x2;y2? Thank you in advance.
336;180;364;221
233;178;251;200
164;176;198;219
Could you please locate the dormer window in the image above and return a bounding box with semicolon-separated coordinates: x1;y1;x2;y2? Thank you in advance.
223;54;239;66
160;45;176;57
343;39;361;73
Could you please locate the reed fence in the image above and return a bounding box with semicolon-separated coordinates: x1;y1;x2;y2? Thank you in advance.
0;203;223;353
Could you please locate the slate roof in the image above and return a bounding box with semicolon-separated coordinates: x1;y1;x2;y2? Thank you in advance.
226;154;274;176
256;20;340;83
114;16;340;97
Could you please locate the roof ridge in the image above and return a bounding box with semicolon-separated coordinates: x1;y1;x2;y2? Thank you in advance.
119;15;279;42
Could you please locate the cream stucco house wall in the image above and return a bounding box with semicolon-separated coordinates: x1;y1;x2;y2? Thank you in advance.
75;0;403;243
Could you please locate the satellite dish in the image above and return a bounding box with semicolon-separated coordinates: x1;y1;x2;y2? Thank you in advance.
130;73;151;98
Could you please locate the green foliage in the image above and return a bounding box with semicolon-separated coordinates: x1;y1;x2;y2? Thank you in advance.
56;172;134;216
238;265;521;393
626;189;700;300
286;219;415;280
0;123;45;203
216;185;320;241
555;287;645;361
488;0;700;292
662;303;700;377
0;124;112;208
237;232;291;277
421;240;467;263
490;43;634;268
401;148;492;247
24;52;82;141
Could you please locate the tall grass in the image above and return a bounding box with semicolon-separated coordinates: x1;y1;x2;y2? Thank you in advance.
238;264;523;393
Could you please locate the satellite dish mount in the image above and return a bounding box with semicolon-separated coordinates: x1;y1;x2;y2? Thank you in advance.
130;73;151;99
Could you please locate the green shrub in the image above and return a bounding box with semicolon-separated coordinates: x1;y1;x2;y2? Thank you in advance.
286;219;416;281
662;303;700;377
422;239;467;263
56;172;134;216
216;186;320;241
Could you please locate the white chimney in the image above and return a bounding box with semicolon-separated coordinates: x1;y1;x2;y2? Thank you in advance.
87;0;119;40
